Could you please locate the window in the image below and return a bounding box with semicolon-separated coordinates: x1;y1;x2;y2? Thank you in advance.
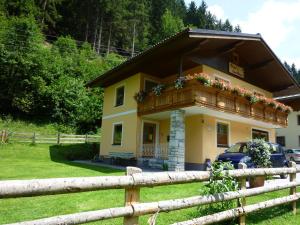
214;76;230;85
115;86;124;107
276;136;286;147
298;115;300;125
112;123;122;145
252;129;269;141
217;122;229;147
299;136;300;147
144;80;158;92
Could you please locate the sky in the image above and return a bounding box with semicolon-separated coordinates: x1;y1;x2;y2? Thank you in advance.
184;0;300;68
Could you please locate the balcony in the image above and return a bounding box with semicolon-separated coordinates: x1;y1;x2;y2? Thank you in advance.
137;80;288;127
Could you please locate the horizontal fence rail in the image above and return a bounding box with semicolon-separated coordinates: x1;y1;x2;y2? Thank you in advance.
0;163;298;225
0;130;100;144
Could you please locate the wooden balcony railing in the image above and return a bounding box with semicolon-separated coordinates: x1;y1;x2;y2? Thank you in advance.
138;80;288;127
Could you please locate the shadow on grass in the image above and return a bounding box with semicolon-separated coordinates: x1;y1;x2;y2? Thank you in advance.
49;144;122;174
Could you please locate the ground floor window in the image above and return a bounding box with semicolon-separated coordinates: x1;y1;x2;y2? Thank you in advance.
217;122;229;147
112;123;123;145
252;129;269;141
276;136;285;147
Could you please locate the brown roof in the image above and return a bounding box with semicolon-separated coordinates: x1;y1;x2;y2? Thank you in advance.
87;28;300;93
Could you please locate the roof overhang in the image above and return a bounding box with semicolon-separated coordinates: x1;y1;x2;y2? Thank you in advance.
87;28;300;93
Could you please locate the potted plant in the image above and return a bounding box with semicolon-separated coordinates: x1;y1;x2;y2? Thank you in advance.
152;84;165;96
174;76;186;89
247;139;272;188
134;90;147;103
196;73;211;86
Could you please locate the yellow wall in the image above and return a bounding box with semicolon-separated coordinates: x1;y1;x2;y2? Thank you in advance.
156;114;275;165
100;73;141;156
102;73;141;117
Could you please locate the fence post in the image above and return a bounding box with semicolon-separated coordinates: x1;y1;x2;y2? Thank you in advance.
289;161;297;215
85;134;88;143
57;133;61;145
1;130;3;143
123;167;142;225
32;132;36;144
238;163;247;225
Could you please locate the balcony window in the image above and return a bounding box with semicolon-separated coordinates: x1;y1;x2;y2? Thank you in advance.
112;123;123;145
276;136;286;147
217;122;229;148
145;80;159;92
115;86;124;107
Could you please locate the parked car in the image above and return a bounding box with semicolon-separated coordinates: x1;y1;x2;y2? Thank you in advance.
285;149;300;162
216;142;288;179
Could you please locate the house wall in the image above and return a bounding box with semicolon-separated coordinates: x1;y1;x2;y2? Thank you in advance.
157;114;275;168
202;65;273;98
276;111;300;149
100;64;275;161
100;73;141;156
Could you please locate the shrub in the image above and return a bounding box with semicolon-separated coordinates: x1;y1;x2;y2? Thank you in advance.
198;161;238;224
246;139;271;168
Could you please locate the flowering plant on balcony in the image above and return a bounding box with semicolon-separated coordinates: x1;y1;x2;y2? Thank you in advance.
211;79;232;92
152;84;165;96
134;90;147;103
174;76;186;89
243;91;259;104
194;73;211;86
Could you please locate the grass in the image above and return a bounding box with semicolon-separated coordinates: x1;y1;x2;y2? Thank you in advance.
0;143;300;225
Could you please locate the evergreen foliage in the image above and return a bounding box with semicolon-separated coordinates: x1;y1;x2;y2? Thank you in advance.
1;0;297;133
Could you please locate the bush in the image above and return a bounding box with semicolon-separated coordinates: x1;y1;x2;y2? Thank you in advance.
198;161;238;224
247;139;271;168
51;143;99;161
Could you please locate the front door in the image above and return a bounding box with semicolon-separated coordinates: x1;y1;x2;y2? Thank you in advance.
142;122;157;157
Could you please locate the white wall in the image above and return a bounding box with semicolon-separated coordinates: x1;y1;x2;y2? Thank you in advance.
276;111;300;149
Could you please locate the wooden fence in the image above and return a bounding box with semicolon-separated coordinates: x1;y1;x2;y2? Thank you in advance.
0;130;100;144
0;163;299;225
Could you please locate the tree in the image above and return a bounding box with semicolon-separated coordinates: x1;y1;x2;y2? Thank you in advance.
186;1;198;26
161;9;185;39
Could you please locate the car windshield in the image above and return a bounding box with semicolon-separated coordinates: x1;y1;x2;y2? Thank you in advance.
226;143;248;153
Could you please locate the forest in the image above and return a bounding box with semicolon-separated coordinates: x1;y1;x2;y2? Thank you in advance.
0;0;299;133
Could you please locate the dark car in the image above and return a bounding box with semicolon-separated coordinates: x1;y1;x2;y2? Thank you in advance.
216;142;288;178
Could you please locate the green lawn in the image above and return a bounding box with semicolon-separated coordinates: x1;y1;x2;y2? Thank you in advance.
0;143;299;225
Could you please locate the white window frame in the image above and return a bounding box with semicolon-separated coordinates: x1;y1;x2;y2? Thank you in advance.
114;84;125;107
213;74;231;85
112;122;123;146
251;127;270;141
216;119;231;148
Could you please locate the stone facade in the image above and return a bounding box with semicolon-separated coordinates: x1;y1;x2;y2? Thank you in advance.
168;109;185;171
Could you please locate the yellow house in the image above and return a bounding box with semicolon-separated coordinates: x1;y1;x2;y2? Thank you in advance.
88;29;299;171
